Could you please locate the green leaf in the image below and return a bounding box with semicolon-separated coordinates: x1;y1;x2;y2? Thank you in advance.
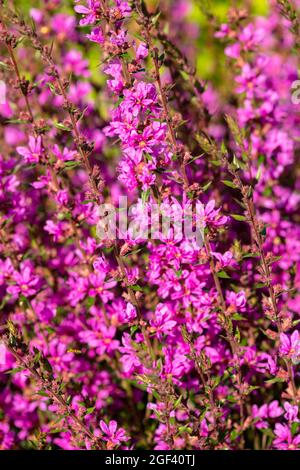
222;180;237;189
230;214;247;221
130;285;143;292
36;390;49;397
152;11;161;25
196;133;217;155
48;82;58;95
232;154;247;170
265;377;285;385
232;313;246;321
123;51;133;60
130;325;139;336
174;395;183;409
86;406;95;415
19;294;31;309
255;282;268;289
260;226;267;237
211;160;222;166
202;181;212;192
43;357;53;374
86;296;95;308
242;252;260;259
225;114;245;147
247;385;260;393
6;118;28;124
230;430;239;441
142;189;150;204
5;367;24;375
291;422;299;436
124;248;143;257
81;200;93;205
50;428;67;434
255;165;263;182
54;122;71;131
217;271;230;279
178;424;191;434
63;160;81;169
227;395;237;403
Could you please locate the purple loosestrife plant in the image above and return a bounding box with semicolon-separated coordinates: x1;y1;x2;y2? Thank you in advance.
0;0;299;451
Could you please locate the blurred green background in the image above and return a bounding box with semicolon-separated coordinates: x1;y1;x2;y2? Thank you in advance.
11;0;269;89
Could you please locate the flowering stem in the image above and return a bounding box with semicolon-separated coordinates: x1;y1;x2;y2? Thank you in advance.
2;336;104;449
204;236;245;444
134;5;189;190
113;247;155;362
182;324;221;444
222;144;298;404
136;2;246;443
287;360;298;402
5;42;33;123
1;20;59;192
14;18;100;202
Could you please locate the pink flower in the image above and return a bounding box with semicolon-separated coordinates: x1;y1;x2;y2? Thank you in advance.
110;30;128;47
226;290;247;310
120;303;137;323
279;331;300;360
67;275;89;306
74;0;100;26
163;347;188;381
274;423;300;450
114;0;131;18
64;50;90;77
17;136;42;164
56;190;69;206
88;272;116;303
44;220;67;242
268;401;283;419
30;8;43;24
137;164;156;190
123;82;157;117
136;43;148;60
197;200;228;228
79;322;119;355
150;303;177;337
0;422;14;450
87;27;105;44
47;339;74;373
51;13;76;39
7;265;40;297
225;43;241;59
93;255;110;273
52;145;77;162
284;402;299;422
238;24;264;50
211;250;233;268
99;420;129;447
119;333;143;375
251;404;268;429
104;59;125;93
